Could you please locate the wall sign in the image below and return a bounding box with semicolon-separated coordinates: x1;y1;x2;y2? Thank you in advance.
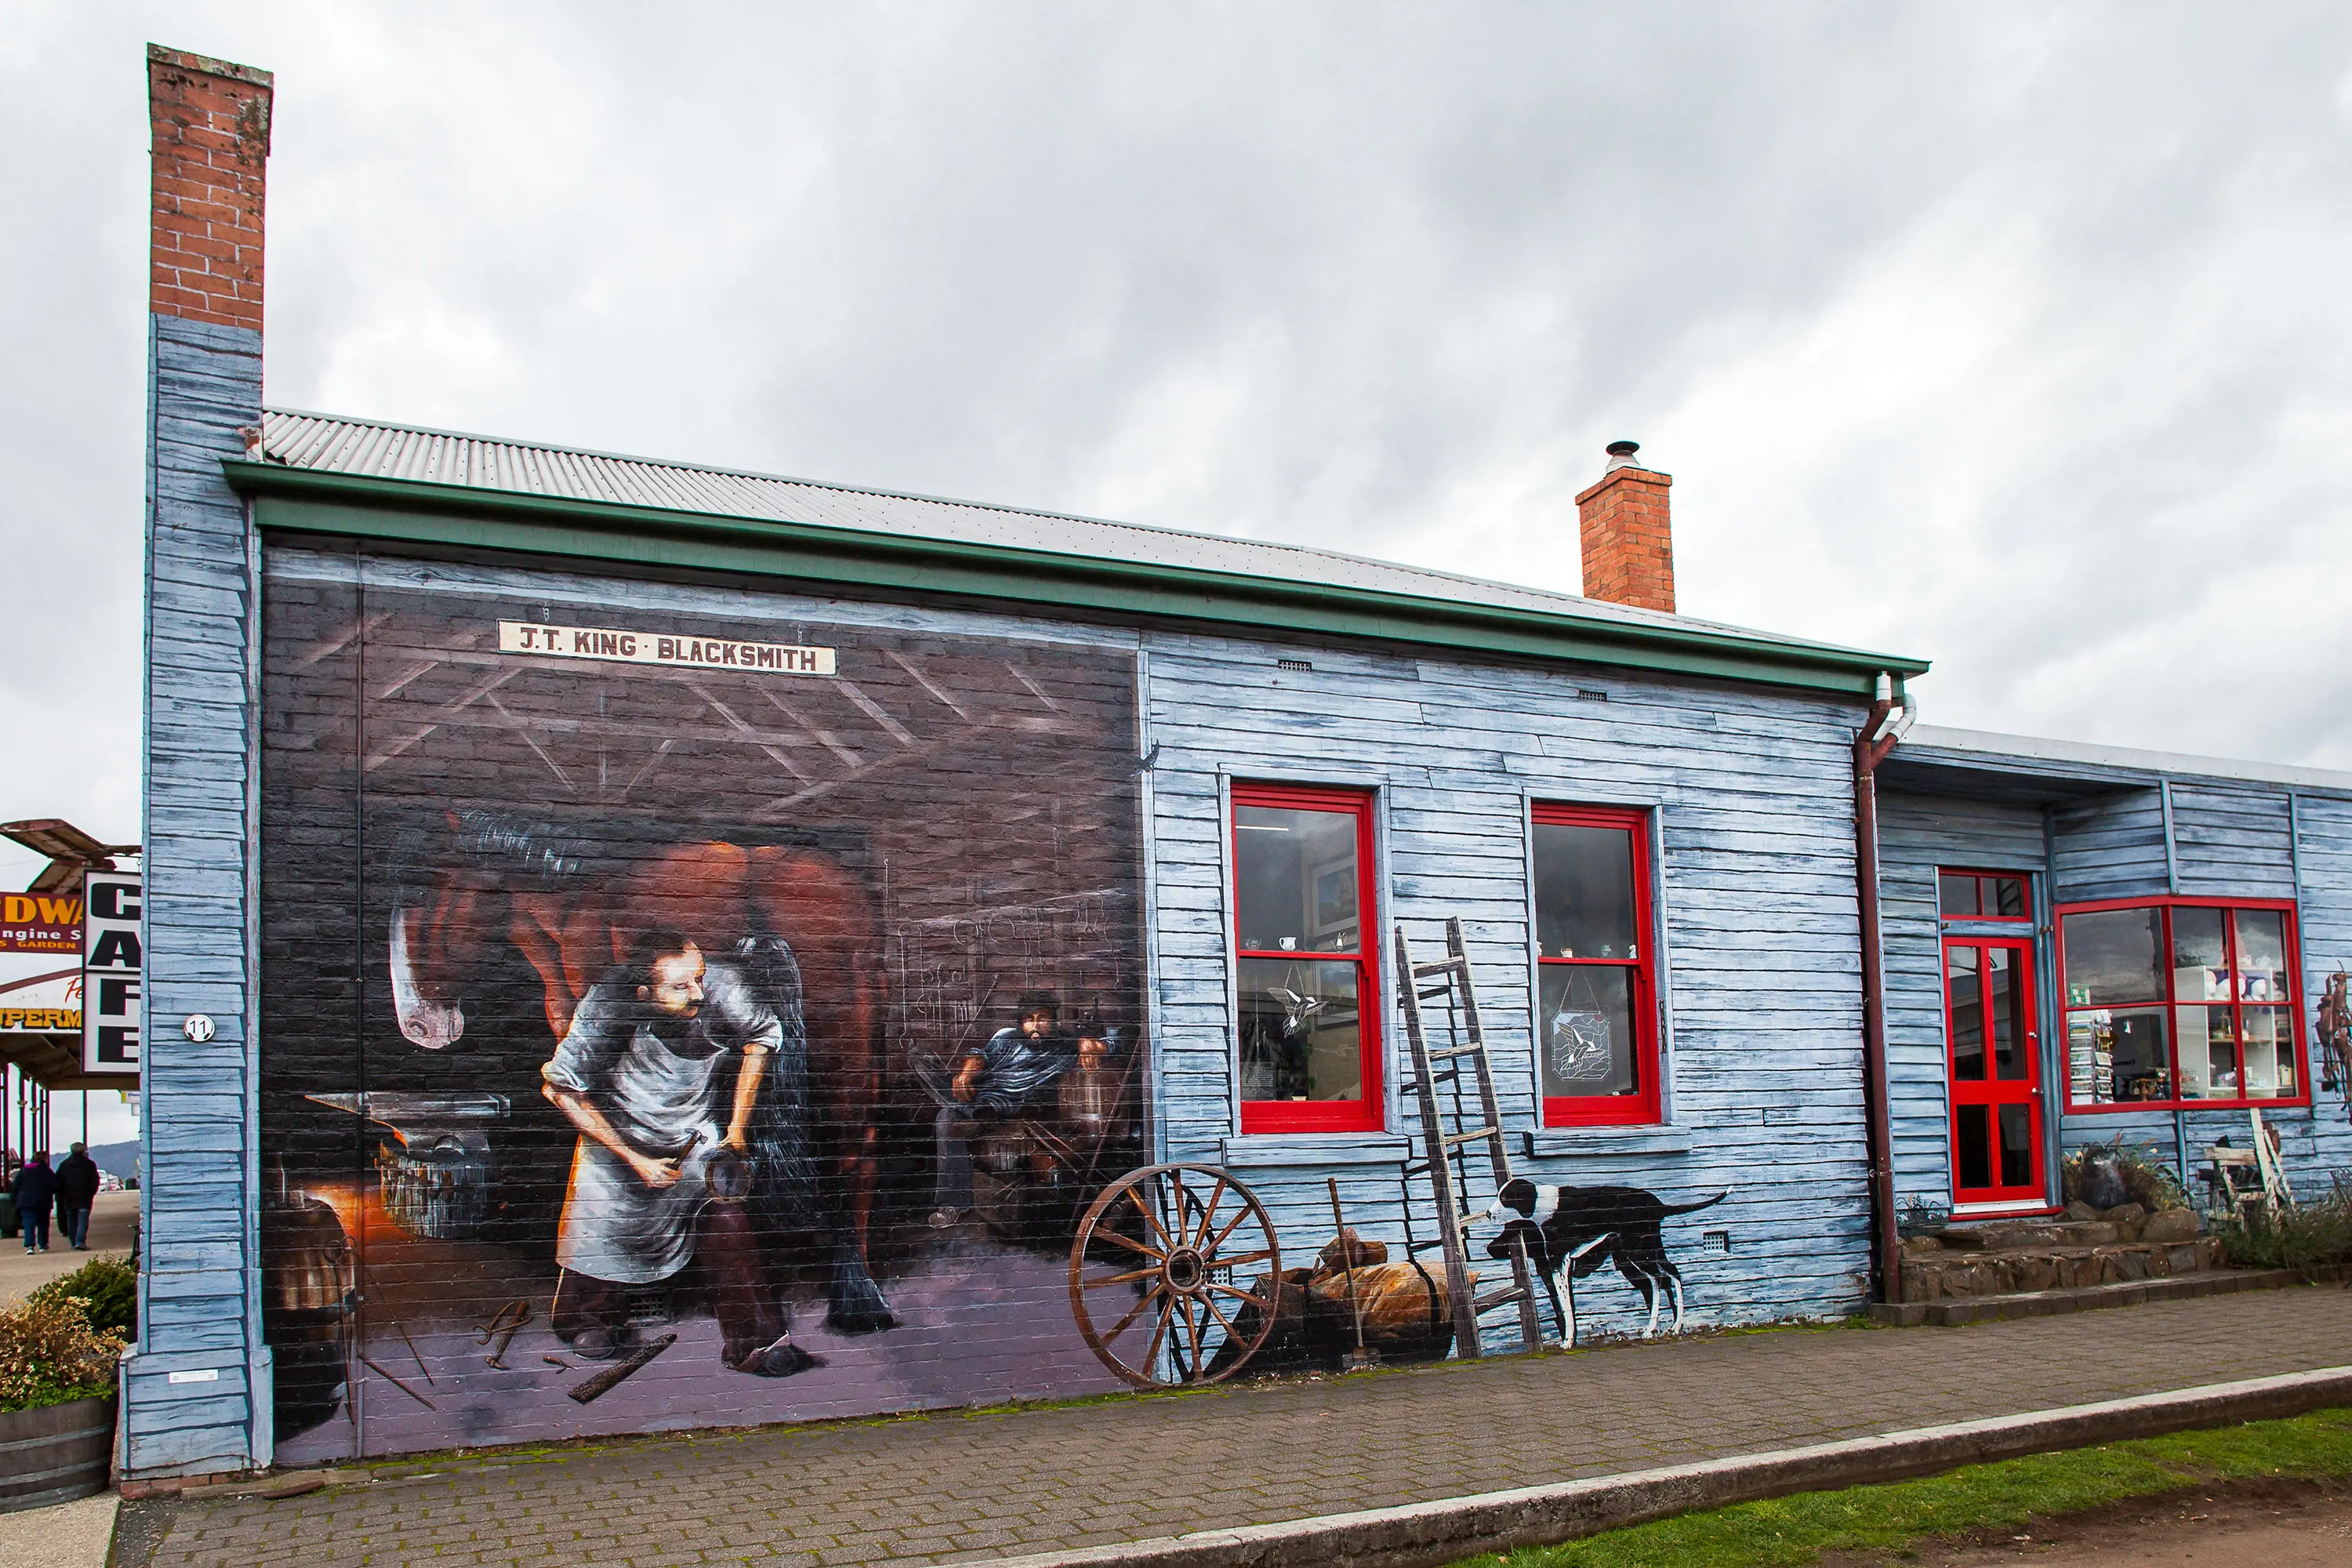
82;869;140;1073
0;892;82;955
497;620;837;676
0;968;79;1033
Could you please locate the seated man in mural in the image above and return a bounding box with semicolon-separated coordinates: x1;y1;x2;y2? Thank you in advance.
540;929;813;1376
926;989;1084;1228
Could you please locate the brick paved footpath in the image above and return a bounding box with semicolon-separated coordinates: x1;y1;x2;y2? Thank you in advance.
121;1287;2352;1567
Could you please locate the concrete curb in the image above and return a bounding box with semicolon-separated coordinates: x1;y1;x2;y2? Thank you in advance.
986;1365;2352;1568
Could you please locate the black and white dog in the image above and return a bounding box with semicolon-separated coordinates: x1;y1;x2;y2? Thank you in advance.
1483;1178;1727;1344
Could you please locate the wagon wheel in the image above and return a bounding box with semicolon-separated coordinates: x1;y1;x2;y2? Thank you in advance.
1067;1162;1282;1388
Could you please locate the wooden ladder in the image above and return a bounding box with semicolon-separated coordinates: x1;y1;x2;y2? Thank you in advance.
1393;916;1544;1358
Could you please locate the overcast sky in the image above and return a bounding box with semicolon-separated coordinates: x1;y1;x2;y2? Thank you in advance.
5;4;2352;864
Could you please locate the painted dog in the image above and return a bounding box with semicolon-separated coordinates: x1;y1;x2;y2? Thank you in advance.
1483;1178;1727;1343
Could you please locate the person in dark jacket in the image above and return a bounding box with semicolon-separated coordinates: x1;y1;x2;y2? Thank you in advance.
53;1143;100;1250
11;1153;56;1254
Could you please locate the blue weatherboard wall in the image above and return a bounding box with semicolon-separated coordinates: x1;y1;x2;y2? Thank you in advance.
2051;789;2170;904
147;452;2350;1469
1876;792;2052;1214
132;313;269;1474
1878;775;2352;1220
1143;633;1876;1337
224;537;1884;1464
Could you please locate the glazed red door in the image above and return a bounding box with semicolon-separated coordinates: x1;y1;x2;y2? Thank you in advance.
1945;937;2044;1205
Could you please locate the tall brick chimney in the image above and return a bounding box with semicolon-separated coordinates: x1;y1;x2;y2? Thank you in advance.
149;45;271;328
1575;440;1675;615
132;44;274;1482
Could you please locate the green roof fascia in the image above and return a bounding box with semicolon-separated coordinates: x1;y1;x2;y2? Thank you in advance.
224;461;1929;699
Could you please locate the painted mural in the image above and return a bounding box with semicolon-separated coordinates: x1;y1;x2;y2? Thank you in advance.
259;554;1149;1458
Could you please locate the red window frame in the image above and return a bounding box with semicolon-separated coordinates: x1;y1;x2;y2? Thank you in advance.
2056;895;2310;1114
1231;781;1383;1134
1533;802;1661;1128
1937;867;2034;924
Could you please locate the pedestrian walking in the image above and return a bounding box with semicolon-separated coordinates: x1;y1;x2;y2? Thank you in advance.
53;1142;100;1251
11;1152;56;1254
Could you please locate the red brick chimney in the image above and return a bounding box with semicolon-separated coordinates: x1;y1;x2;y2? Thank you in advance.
147;45;272;329
1575;440;1675;615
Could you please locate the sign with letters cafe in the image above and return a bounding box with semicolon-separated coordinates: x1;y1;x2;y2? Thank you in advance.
0;871;141;1076
82;869;140;1074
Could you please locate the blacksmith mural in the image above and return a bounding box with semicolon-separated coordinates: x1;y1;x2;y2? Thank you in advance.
259;551;1149;1459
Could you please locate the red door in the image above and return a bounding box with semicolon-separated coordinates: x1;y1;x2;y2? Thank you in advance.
1944;937;2044;1206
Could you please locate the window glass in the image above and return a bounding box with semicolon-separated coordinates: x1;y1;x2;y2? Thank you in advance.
2063;900;2303;1110
1939;872;2029;920
1990;947;2027;1081
2172;906;2228;1001
1233;786;1380;1134
1533;806;1656;1127
2067;1008;2171;1103
2062;908;2165;1006
1237;957;1363;1103
2172;1005;2238;1098
1938;873;1980;919
1235;804;1360;955
1947;946;1984;1081
2242;1007;2291;1098
1539;965;1636;1099
1998;1102;2034;1187
2235;910;2288;1002
1534;824;1636;960
1956;1104;1991;1190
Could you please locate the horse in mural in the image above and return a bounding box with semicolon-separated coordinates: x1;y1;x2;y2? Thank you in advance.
387;808;898;1333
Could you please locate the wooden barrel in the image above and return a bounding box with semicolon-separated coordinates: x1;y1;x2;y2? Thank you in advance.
0;1396;115;1512
261;1196;356;1439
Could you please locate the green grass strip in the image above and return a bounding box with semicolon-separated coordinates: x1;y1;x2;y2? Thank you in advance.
1450;1406;2352;1568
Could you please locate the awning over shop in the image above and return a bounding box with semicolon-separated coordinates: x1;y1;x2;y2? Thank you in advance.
0;1031;134;1092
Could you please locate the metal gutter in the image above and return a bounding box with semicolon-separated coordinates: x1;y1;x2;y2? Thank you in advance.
224;461;1929;699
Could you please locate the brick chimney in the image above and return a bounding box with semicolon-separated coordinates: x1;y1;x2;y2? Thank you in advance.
148;45;271;328
131;45;273;1483
1575;440;1675;615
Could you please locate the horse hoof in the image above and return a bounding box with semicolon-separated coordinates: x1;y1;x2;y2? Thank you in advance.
826;1303;898;1334
735;1338;822;1377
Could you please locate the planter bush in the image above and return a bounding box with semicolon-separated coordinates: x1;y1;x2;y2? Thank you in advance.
2061;1138;2189;1214
0;1290;126;1512
29;1258;136;1339
2216;1174;2352;1270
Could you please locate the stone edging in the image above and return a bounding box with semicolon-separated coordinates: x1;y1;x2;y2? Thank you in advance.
985;1364;2352;1568
1869;1261;2352;1327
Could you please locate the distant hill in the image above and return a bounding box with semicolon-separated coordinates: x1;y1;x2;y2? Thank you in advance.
82;1140;139;1179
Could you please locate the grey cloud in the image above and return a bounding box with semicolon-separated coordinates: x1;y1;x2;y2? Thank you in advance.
5;0;2351;854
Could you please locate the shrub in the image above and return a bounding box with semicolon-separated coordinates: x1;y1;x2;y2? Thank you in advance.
2216;1176;2352;1270
0;1292;126;1414
2062;1138;2189;1212
29;1256;135;1338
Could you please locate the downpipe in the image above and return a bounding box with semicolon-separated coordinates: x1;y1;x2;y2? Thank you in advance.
1855;675;1914;1305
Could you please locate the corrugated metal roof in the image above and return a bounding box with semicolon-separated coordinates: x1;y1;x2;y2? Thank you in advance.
256;408;1898;666
1900;724;2352;795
